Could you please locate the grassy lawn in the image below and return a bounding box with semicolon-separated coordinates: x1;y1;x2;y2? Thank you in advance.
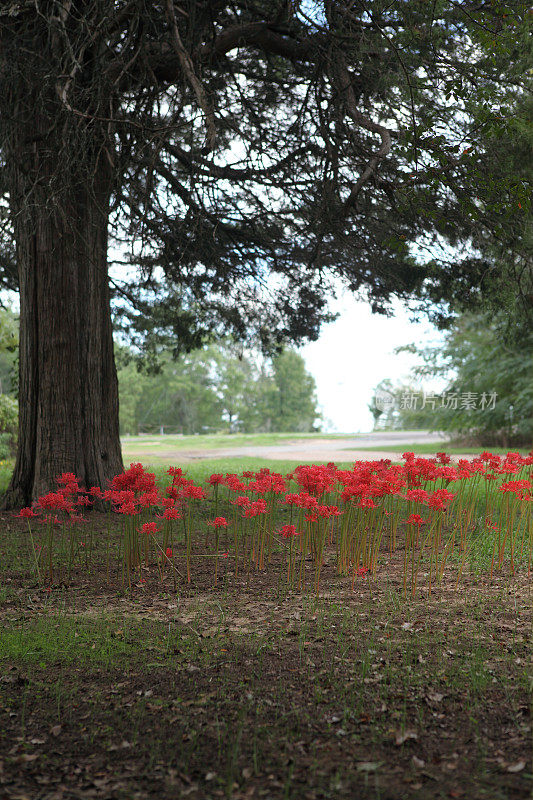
122;431;350;451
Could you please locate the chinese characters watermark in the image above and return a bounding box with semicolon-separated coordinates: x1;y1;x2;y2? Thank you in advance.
376;390;498;412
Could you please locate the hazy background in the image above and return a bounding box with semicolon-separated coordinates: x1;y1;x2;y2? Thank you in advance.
300;293;445;432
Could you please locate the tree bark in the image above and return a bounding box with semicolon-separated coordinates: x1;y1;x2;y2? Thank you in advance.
1;125;124;508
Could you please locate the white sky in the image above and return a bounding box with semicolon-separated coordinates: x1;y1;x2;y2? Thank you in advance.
299;293;446;433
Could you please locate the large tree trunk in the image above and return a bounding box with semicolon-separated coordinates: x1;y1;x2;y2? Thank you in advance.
2;129;124;508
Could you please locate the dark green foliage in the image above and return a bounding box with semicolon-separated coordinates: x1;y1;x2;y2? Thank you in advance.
117;342;320;435
1;2;531;356
373;312;533;446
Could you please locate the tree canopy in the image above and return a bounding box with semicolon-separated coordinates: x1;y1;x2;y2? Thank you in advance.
371;311;533;446
1;1;531;354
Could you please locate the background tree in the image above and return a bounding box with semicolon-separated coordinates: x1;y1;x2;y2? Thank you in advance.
371;312;533;446
0;306;18;397
0;307;19;458
268;350;319;432
210;345;258;434
119;349;222;435
0;1;530;504
116;343;320;435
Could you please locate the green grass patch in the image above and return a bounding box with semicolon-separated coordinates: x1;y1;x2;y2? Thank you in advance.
351;442;530;455
0;614;148;666
0;457;14;495
145;457;357;484
122;431;349;453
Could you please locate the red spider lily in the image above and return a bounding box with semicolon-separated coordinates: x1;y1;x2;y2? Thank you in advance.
224;474;247;492
17;507;38;518
436;452;451;464
297;492;319;510
57;472;81;493
427;489;456;509
404;514;428;526
357;498;377;509
499;479;531;498
110;463;156;493
248;473;286;495
166;467;189;488
140;522;159;536
167;466;185;479
355;566;369;576
232;496;251;508
294;464;337;496
180;484;207;500
89;486;103;498
403;489;430;503
57;471;79;485
160;497;176;508
76;495;92;507
208;517;228;528
117;502;139;515
208;473;224;485
165;547;173;558
243;500;267;518
38;492;73;512
277;524;301;538
317;504;342;518
162;506;181;520
282;493;303;506
138;491;160;508
167;466;184;476
107;489;135;506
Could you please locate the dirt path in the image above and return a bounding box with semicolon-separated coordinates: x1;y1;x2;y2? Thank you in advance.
124;433;474;464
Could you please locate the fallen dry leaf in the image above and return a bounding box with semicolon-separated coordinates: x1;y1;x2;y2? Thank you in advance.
356;761;383;772
507;760;526;773
395;729;418;746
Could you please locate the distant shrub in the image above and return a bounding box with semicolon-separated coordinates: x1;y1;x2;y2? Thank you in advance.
0;394;18;456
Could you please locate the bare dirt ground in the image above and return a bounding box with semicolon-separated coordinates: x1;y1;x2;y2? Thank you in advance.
1;509;531;800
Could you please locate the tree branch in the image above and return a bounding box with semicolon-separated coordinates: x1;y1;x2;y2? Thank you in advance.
164;0;216;152
335;58;392;212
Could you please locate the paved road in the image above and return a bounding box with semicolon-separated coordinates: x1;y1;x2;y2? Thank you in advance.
128;431;457;463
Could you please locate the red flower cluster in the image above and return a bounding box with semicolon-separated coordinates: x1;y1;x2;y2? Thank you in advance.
243;500;267;518
208;517;228;528
141;522;159;536
277;524;301;538
404;514;428;526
